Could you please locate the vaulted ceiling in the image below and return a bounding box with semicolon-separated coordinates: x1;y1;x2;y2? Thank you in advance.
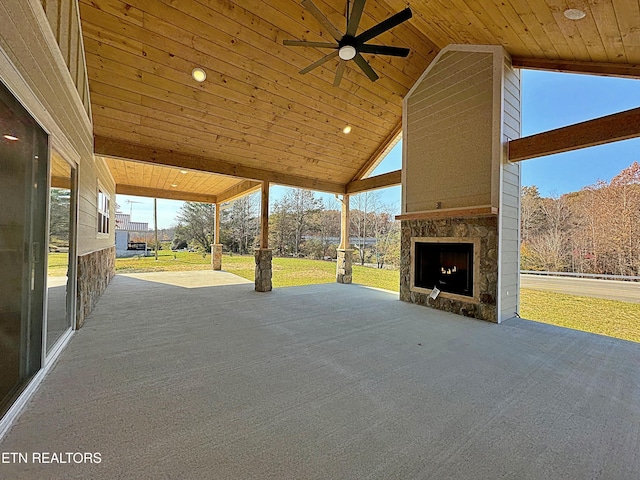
79;0;640;200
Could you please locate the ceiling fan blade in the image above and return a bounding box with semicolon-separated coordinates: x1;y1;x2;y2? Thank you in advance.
359;44;410;57
299;50;340;74
346;0;366;37
333;61;347;87
301;0;344;42
283;40;338;48
353;53;379;82
356;7;412;44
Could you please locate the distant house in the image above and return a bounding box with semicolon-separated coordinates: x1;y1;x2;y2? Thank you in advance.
115;213;150;258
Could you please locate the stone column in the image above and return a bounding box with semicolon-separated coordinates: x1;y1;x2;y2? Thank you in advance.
255;248;272;292
255;181;272;292
336;249;353;284
211;243;223;270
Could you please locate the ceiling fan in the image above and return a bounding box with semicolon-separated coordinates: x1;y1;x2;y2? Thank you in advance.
283;0;412;86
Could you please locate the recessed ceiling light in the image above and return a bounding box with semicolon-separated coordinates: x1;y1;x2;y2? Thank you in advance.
3;134;19;141
180;170;188;174
564;8;586;20
191;67;207;82
342;125;352;134
171;184;178;187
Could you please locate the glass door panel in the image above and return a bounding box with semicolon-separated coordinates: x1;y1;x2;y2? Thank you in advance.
0;81;48;417
46;153;75;352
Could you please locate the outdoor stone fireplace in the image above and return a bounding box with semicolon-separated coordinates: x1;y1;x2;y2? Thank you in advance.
398;45;521;323
400;217;498;322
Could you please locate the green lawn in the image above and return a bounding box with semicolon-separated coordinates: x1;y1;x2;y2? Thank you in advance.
47;252;69;276
113;251;400;290
520;289;640;344
48;252;639;343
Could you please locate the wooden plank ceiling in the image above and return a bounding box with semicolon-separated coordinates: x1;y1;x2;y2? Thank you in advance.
79;0;640;199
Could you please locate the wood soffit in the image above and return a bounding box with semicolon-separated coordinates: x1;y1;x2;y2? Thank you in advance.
79;0;640;199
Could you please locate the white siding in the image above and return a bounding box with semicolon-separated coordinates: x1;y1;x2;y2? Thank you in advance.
499;58;521;322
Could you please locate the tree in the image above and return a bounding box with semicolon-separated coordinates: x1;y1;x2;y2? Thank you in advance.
268;188;323;256
350;191;378;265
222;193;259;254
175;202;216;253
315;209;340;258
49;188;71;244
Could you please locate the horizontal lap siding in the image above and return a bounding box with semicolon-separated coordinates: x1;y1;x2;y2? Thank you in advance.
3;0;113;256
406;51;494;212
500;58;521;321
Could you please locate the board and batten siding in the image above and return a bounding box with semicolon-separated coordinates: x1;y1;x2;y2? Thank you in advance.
0;0;114;256
39;0;91;118
498;58;521;321
404;50;495;212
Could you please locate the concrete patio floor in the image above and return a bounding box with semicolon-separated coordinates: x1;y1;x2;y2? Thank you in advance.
1;271;639;479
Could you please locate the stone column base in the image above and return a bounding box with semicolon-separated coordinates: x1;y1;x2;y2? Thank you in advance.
254;248;273;292
336;249;353;284
211;244;223;270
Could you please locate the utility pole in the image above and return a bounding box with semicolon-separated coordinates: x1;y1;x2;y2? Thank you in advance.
154;198;158;261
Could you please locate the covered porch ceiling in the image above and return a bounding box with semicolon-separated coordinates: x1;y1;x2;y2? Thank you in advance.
79;0;640;201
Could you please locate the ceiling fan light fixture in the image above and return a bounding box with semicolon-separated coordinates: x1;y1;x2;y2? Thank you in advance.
191;67;207;82
563;8;586;20
339;45;357;60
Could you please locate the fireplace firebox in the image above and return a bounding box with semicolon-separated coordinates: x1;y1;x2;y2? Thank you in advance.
413;240;476;298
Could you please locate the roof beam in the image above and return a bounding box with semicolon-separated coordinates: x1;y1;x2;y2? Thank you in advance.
94;136;346;194
351;123;402;181
116;184;218;204
346;170;401;194
217;180;262;203
512;57;640;79
508;106;640;162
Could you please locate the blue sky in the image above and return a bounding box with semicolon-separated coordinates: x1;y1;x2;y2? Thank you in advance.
118;69;640;228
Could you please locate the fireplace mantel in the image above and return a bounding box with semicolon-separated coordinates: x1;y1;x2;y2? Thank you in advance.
396;206;498;222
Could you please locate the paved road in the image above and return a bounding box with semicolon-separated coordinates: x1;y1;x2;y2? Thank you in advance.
520;274;640;304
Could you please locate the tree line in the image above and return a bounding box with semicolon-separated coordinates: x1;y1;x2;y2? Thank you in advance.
521;162;640;276
173;189;401;268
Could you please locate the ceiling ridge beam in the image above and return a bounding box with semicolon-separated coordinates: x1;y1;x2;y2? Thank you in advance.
508;106;640;162
95;136;346;194
512;57;640;79
346;169;401;194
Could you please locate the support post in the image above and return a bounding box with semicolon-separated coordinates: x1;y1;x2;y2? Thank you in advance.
336;194;353;284
211;202;223;270
255;181;272;292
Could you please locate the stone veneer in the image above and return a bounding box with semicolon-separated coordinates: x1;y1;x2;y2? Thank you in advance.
336;249;353;284
211;244;223;271
400;217;499;322
76;245;115;328
254;248;272;292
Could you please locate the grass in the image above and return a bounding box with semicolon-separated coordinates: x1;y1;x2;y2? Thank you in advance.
520;288;640;344
48;252;639;343
48;252;69;276
111;251;401;290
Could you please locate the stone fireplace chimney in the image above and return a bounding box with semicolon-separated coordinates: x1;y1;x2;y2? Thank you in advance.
397;45;521;323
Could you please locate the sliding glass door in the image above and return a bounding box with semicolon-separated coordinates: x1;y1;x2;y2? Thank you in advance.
46;153;76;354
0;81;48;417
